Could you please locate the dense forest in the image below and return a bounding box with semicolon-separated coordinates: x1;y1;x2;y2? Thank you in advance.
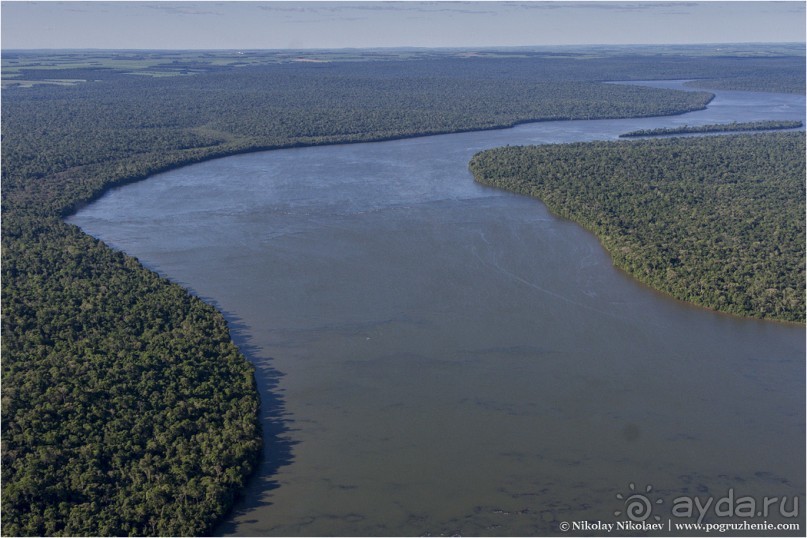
619;120;803;137
470;132;806;322
686;74;805;94
2;48;805;535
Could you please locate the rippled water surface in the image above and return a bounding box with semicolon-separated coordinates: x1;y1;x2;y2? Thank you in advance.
69;82;805;535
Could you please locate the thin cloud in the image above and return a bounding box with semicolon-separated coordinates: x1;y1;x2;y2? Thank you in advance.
142;3;222;16
497;1;701;13
257;2;498;16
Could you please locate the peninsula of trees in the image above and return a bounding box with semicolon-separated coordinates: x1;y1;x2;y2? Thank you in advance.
470;132;806;322
3;47;805;535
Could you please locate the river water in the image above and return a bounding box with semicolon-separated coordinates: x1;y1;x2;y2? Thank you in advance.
68;82;805;535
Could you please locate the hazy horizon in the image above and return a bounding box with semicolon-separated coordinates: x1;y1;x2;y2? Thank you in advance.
2;1;805;50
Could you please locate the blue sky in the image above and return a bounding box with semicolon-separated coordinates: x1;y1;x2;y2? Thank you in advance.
2;1;805;49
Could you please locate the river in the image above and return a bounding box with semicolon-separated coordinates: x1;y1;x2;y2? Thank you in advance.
68;82;805;535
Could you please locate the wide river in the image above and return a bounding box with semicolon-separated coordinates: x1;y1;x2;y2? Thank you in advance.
69;82;805;535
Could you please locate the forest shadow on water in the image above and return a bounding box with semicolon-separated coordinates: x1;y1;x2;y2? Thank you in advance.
199;299;299;536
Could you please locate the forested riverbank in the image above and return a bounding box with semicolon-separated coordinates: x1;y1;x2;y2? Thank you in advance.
470;132;806;322
2;48;804;535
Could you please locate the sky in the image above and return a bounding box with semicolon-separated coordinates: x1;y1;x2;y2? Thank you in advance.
1;1;805;50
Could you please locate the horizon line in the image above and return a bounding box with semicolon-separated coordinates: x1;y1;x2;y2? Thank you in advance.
4;42;806;52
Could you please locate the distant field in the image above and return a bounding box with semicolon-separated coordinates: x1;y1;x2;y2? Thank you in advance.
4;43;805;88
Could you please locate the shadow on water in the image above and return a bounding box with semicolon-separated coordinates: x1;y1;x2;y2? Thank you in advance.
194;295;298;536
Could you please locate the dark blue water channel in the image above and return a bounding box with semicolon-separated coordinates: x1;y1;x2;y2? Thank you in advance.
68;82;805;535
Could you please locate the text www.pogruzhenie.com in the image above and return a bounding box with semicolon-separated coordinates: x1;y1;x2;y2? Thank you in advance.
559;520;801;533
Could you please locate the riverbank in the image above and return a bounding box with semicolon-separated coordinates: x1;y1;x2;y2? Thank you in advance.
2;75;713;538
470;132;806;323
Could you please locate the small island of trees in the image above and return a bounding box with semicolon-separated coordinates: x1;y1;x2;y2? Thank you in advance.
619;120;803;138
